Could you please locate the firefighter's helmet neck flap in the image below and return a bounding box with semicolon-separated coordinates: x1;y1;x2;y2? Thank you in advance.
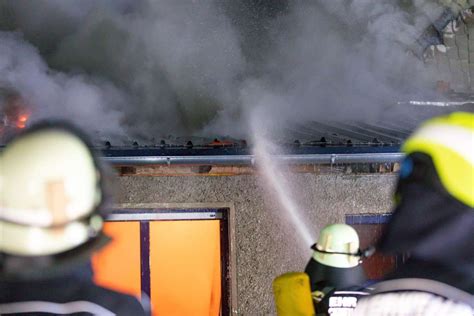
0;122;110;280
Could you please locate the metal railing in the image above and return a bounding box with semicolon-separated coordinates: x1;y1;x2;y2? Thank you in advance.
102;152;404;166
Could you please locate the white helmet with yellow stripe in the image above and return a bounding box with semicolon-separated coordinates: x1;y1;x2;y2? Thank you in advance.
311;224;361;268
402;112;473;207
0;123;105;257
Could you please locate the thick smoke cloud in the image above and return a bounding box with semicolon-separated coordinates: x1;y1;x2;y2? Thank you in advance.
0;0;444;141
235;0;442;138
0;0;246;140
0;31;127;140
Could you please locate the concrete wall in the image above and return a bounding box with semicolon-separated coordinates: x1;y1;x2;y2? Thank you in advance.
116;173;397;315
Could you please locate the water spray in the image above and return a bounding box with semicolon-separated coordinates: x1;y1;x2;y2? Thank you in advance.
251;117;315;250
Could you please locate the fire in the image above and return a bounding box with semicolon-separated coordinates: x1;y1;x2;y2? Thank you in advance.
1;93;30;131
16;113;29;129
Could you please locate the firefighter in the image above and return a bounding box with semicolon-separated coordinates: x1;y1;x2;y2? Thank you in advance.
305;223;373;315
0;122;149;315
354;112;474;315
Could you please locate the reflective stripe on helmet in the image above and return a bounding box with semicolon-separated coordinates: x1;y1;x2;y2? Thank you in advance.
402;112;474;207
406;124;473;165
312;224;361;268
0;220;91;256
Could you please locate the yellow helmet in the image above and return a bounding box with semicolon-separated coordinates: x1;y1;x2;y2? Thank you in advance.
0;124;104;256
311;224;361;268
402;112;474;207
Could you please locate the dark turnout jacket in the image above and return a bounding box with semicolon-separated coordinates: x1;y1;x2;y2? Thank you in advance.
305;259;370;316
0;269;148;316
354;154;474;315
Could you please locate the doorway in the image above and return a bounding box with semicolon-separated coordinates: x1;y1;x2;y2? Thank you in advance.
92;206;236;316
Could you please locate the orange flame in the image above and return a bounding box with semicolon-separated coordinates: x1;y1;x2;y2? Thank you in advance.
16;114;29;129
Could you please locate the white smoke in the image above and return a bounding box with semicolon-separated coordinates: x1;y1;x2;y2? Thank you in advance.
0;0;446;141
223;0;442;137
0;0;452;258
251;108;316;251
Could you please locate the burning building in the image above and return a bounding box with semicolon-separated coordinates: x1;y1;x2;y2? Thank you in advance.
1;0;474;315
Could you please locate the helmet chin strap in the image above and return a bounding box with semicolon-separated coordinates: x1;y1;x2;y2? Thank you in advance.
311;243;376;260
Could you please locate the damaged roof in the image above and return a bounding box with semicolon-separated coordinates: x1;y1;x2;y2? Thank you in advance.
101;101;473;157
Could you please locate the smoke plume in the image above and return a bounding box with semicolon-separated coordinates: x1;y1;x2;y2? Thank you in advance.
0;31;128;140
0;0;446;142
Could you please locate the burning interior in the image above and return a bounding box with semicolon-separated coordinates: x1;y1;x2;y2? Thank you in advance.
0;89;30;138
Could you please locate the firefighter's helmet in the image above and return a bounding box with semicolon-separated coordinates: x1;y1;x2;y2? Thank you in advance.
402;111;473;207
311;224;361;268
0;124;104;256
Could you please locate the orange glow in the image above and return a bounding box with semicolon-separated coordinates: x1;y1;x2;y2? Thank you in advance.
208;139;235;147
16;113;29;129
150;220;221;316
92;220;222;316
92;222;142;298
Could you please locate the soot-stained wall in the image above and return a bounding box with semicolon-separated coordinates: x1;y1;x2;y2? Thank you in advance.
116;173;397;315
